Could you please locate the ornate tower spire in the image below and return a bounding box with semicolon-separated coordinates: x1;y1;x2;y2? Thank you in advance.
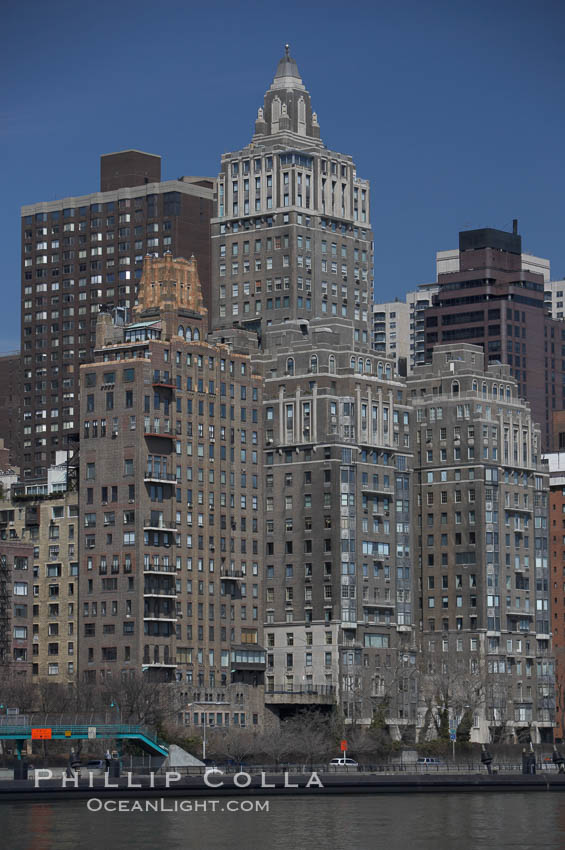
252;46;322;144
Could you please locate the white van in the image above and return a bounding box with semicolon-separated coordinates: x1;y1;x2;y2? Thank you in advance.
329;757;359;770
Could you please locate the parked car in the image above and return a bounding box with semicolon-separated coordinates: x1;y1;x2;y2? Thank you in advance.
416;757;443;767
329;757;359;770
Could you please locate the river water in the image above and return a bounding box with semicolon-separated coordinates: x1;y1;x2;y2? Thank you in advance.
1;793;564;850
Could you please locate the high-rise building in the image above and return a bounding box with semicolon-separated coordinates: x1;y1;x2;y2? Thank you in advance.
372;301;410;374
0;452;79;684
544;279;565;320
210;46;373;344
407;286;439;371
0;352;22;466
372;286;440;376
0;539;33;679
255;323;415;729
20;150;214;479
543;450;565;739
409;344;554;743
78;253;265;725
423;224;563;449
210;48;421;731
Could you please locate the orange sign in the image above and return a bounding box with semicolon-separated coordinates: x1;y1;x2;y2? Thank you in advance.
340;739;347;752
31;728;52;740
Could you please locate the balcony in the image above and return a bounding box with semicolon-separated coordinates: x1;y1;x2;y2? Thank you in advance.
144;428;173;441
144;517;176;533
230;647;266;671
143;564;177;574
264;684;336;706
143;587;177;598
152;371;175;390
143;615;178;622
220;569;245;582
143;470;176;484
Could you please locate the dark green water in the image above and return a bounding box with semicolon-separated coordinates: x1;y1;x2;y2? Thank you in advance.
1;793;563;850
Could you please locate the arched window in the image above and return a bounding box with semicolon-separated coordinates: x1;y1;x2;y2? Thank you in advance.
185;326;193;341
377;362;383;379
193;328;200;341
329;355;336;375
358;357;363;373
482;382;487;397
500;385;504;399
287;357;295;376
350;356;356;371
177;325;184;338
472;380;478;392
452;381;460;395
310;355;318;374
506;386;511;400
385;364;392;379
365;359;371;374
492;385;498;399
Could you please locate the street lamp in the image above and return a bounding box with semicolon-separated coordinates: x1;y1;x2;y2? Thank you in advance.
185;703;207;761
110;699;121;724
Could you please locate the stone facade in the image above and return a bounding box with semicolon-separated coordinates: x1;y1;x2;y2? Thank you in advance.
210;49;373;345
409;344;554;743
78;255;266;729
255;321;415;729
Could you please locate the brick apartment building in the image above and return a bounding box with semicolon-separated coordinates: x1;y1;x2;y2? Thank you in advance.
0;353;22;467
0;456;79;685
78;253;265;727
544;451;565;740
20;150;214;478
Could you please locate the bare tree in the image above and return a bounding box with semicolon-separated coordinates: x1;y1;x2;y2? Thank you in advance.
100;675;181;730
212;727;258;764
418;646;485;743
254;728;292;766
282;710;334;766
0;670;36;715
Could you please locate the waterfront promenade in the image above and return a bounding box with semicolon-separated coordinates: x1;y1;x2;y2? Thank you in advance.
2;770;565;801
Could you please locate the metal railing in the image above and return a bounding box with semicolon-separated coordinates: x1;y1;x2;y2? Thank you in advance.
265;685;336;696
143;470;176;481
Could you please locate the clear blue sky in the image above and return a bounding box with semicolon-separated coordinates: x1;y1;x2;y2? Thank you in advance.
1;0;564;352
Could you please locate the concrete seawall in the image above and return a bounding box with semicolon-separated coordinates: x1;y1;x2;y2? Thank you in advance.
2;773;565;801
